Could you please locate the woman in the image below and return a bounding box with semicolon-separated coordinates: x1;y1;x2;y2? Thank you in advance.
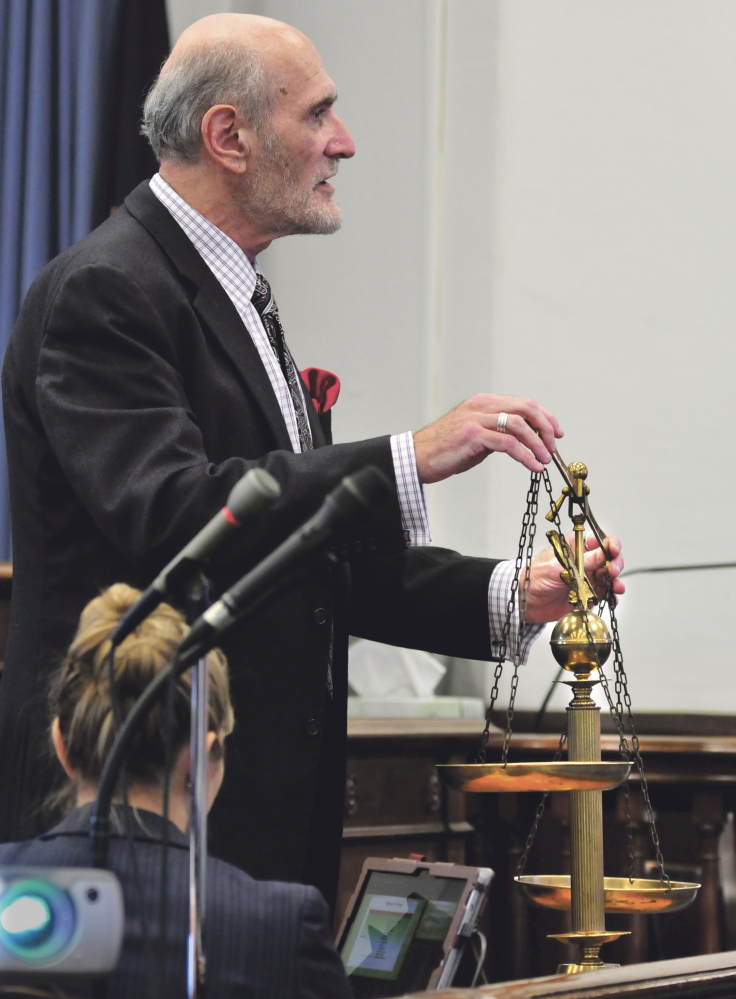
0;584;351;999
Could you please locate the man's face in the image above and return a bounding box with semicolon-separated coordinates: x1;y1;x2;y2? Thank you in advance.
240;42;355;237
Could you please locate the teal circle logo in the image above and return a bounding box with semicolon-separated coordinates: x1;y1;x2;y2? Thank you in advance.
0;879;76;960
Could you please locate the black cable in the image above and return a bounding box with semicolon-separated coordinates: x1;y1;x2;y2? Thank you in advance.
107;645;123;732
158;664;176;997
621;560;736;578
533;560;736;732
91;652;193;867
103;643;157;999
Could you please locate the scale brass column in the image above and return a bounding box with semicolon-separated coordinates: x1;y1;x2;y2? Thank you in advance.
549;609;627;972
567;677;605;935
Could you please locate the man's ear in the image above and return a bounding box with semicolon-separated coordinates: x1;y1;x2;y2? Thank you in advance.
201;104;253;174
51;717;76;778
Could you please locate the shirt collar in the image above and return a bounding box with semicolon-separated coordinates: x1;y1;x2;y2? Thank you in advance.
149;172;260;296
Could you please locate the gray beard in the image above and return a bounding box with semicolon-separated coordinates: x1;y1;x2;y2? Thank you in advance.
248;186;342;236
244;138;342;236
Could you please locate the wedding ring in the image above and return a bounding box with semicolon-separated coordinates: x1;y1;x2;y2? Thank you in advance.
496;412;509;434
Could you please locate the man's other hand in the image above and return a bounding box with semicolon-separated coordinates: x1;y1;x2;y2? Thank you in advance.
413;394;563;484
524;534;625;625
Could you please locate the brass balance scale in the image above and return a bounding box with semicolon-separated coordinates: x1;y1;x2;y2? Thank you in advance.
437;454;699;975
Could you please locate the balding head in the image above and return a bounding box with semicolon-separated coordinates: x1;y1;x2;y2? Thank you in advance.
142;14;314;164
171;13;309;69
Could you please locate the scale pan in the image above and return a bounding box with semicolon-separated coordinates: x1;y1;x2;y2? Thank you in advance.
516;875;700;913
436;761;632;793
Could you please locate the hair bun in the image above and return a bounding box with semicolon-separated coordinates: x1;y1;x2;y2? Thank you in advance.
50;583;234;788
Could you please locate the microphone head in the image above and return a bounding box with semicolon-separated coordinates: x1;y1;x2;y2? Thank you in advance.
329;466;393;524
227;468;281;519
344;466;394;508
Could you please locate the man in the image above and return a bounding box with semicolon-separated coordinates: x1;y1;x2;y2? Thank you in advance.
0;14;624;909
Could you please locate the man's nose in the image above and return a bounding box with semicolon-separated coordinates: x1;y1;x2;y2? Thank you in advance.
327;114;355;159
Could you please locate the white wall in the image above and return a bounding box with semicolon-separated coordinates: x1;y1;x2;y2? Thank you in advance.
166;0;241;41
165;0;736;717
476;2;736;714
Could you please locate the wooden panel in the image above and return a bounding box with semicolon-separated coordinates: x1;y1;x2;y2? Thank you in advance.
343;753;444;831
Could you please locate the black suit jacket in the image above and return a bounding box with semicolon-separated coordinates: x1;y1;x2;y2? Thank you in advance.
0;805;351;999
1;181;501;905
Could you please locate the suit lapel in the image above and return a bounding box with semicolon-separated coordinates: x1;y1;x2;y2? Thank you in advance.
191;271;294;450
122;182;294;452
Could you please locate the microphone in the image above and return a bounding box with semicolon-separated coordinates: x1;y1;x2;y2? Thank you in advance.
181;465;392;656
110;468;281;646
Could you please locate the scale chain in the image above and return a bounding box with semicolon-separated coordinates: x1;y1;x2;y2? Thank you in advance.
516;726;568;877
608;595;671;887
513;470;568;869
582;589;671;888
501;473;541;766
478;471;541;763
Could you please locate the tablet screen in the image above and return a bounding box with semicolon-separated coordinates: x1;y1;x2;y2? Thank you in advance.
338;868;466;997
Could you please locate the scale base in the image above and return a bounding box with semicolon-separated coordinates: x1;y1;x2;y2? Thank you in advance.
557;961;620;975
549;930;629;975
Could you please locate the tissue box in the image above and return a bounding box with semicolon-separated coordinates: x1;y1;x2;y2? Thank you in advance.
348;640;446;699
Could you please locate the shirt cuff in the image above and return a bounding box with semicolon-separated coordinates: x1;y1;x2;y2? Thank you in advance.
488;560;544;663
390;433;431;546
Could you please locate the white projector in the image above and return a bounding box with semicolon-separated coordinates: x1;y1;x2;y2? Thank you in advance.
0;866;123;979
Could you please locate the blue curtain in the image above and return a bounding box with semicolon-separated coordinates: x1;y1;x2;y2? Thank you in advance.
0;0;169;560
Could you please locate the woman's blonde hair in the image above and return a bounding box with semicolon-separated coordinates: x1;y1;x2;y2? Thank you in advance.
50;583;234;788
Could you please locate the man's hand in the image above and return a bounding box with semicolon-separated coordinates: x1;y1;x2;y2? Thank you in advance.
523;534;625;624
413;394;563;484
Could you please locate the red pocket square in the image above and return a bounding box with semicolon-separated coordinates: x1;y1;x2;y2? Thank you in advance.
300;367;341;414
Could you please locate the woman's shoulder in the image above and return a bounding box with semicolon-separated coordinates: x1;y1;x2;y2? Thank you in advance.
208;857;327;921
0;831;90;866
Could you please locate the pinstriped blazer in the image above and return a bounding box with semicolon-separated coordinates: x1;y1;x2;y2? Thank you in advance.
0;805;352;999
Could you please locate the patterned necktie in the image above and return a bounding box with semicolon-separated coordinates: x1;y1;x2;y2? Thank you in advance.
251;274;313;451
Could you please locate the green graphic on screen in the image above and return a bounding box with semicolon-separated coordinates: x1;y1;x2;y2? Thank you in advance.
343;894;426;980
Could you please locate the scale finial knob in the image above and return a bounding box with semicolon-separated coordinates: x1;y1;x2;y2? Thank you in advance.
568;461;588;480
550;610;611;677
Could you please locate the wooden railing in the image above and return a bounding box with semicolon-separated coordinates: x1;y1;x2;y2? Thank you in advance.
404;949;736;998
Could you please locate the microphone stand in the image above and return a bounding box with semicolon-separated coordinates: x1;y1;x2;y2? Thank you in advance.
184;575;211;999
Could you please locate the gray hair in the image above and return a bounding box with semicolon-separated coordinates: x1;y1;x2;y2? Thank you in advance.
141;41;276;164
